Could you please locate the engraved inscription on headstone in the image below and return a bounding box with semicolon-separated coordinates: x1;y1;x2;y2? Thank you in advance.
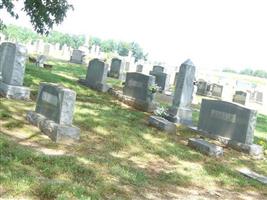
198;99;257;144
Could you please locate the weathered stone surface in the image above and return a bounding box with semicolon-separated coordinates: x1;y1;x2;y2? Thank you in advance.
198;99;257;145
36;55;47;68
188;138;224;157
187;126;263;156
109;88;157;112
196;80;208;96
0;82;30;100
36;83;76;125
122;72;156;112
136;64;143;73
70;49;85;64
26;111;80;142
165;59;195;125
228;141;263;156
0;42;30;100
26;83;80;143
232;91;248;105
211;84;223;98
0;42;27;86
148;115;176;134
108;58;125;80
152;65;164;73
79;58;111;92
239;168;267;185
149;71;170;92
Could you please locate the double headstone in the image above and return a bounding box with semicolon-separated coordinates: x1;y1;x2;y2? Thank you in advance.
0;42;30;100
197;99;262;155
26;83;80;142
79;58;111;92
70;49;85;64
122;72;156;112
149;65;170;92
108;58;125;80
165;59;196;125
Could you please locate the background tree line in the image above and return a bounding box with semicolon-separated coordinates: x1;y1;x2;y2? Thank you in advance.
0;25;147;62
223;67;267;79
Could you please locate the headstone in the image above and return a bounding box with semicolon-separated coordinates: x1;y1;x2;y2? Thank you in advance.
108;58;125;80
78;58;111;92
188;138;224;157
152;65;164;73
149;70;170;92
26;83;80;142
43;43;51;56
239;168;267;185
136;64;143;73
211;83;223;98
255;91;263;104
198;99;256;145
232;91;248;105
36;55;47;68
70;49;85;64
165;59;196;125
196;80;208;96
122;72;156;112
0;42;30;100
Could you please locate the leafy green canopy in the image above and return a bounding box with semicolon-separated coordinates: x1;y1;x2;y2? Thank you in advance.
0;0;73;35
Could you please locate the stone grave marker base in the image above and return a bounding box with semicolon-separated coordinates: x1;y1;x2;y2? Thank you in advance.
0;81;30;100
26;111;80;143
78;79;111;92
188;138;224;157
165;106;192;125
148;115;176;134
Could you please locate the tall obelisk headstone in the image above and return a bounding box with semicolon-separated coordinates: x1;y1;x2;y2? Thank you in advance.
165;59;196;125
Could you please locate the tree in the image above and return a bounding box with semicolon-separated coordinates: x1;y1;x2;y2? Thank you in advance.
0;0;73;35
240;68;254;76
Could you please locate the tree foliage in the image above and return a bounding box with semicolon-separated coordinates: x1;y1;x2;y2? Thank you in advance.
0;0;73;35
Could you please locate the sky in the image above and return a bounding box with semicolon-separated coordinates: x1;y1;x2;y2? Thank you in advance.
2;0;267;70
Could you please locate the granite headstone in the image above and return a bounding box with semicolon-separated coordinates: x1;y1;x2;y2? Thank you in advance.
26;82;80;142
0;42;30;100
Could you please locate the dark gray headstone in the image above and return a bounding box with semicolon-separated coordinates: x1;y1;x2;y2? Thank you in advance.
122;72;155;111
26;82;80;142
232;91;247;105
211;84;223;98
36;83;76;125
136;64;143;73
165;59;196;125
198;99;257;144
149;71;170;92
197;80;208;96
70;49;85;64
79;58;110;92
108;58;125;79
188;138;224;157
152;65;164;73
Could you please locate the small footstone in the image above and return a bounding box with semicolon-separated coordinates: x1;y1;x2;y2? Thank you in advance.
148;115;176;134
188;138;224;157
239;168;267;185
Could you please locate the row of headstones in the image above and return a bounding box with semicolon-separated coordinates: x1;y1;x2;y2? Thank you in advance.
0;41;263;156
107;57;171;92
197;80;265;105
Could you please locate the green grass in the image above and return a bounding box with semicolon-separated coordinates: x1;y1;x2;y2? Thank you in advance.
0;60;266;199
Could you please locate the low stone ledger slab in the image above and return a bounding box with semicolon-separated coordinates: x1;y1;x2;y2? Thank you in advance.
239;168;267;185
148;115;176;134
26;111;80;143
188;138;224;157
0;81;30;100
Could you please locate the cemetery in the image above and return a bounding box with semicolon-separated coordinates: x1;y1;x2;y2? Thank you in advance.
0;49;266;199
0;2;267;199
